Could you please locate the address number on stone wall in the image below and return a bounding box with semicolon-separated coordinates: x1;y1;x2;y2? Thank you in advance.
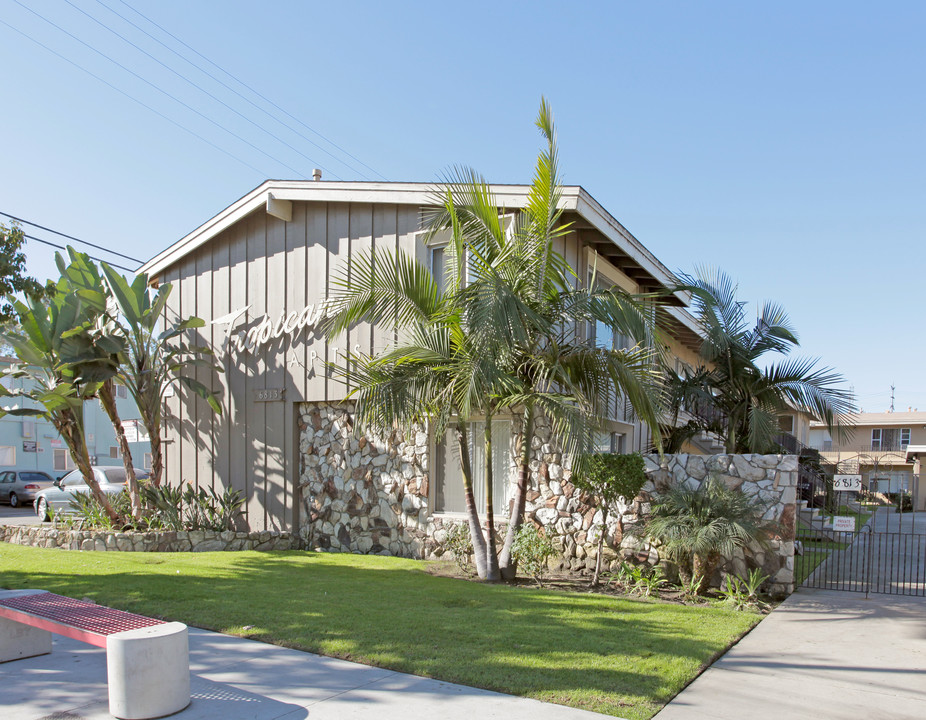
253;388;284;402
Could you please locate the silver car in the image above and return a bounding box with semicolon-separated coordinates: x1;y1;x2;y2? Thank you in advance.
0;470;56;508
34;466;150;521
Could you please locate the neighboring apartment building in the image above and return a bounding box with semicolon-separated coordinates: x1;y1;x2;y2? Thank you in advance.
0;356;152;477
138;180;705;547
809;410;926;509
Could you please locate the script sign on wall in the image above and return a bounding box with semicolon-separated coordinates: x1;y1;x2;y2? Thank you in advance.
211;302;330;356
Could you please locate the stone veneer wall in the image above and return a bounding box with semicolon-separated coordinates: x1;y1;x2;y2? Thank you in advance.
640;454;797;596
296;402;797;595
0;525;301;552
298;402;431;557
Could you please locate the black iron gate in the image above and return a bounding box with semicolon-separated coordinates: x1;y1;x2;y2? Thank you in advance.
796;524;926;597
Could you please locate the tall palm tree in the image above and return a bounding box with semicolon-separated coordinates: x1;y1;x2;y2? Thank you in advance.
674;267;855;453
328;99;665;580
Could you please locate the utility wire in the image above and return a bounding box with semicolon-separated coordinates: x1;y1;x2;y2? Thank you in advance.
22;232;134;273
0;211;142;264
0;17;270;177
95;0;369;180
115;0;388;181
13;1;307;178
64;0;343;181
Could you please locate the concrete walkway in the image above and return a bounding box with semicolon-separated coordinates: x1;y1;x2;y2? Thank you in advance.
0;626;616;720
655;588;926;720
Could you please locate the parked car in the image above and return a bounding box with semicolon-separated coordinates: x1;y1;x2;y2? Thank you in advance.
34;466;150;521
0;470;56;508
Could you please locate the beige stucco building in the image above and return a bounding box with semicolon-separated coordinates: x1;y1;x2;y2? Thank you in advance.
809;411;926;510
140;180;705;553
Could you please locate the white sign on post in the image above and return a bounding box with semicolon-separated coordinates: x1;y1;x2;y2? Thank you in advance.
833;474;862;491
832;516;855;532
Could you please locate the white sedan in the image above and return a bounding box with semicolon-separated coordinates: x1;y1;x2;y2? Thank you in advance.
34;466;150;521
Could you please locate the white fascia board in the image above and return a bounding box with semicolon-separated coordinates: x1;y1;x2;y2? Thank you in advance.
140;181;583;278
574;189;687;299
664;305;704;338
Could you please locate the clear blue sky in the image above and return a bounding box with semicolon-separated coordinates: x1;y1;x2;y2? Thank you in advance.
2;1;923;412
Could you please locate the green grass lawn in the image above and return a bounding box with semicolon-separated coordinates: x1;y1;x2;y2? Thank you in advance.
0;544;760;719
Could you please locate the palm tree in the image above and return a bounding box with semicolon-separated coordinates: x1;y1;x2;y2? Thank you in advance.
645;475;773;593
422;100;664;579
673;268;855;453
328;99;665;581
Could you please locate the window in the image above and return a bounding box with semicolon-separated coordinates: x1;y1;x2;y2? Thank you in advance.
871;428;882;450
778;416;794;433
0;446;15;466
115;384;128;399
901;428;911;448
434;421;511;515
430;246;446;295
144;453;153;470
595;432;626;454
54;449;75;471
109;446;120;459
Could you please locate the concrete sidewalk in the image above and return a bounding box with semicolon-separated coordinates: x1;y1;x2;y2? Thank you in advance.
0;626;617;720
655;588;926;720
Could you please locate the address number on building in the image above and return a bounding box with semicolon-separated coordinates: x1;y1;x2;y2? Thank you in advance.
833;474;862;491
253;388;284;402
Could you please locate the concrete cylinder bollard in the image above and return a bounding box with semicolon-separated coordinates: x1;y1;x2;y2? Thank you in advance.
106;621;190;720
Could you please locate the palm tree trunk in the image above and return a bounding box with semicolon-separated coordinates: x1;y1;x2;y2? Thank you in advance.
484;413;500;581
500;403;533;580
455;422;488;579
98;381;142;520
593;504;608;586
55;407;120;523
693;552;721;594
141;393;164;488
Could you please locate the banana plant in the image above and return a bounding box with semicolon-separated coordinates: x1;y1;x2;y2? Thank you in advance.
0;289;120;522
99;262;222;488
54;248;143;519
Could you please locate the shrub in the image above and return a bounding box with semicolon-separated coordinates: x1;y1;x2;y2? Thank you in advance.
181;483;244;532
573;452;648;585
70;482;244;533
644;474;774;593
511;523;556;586
444;523;475;575
69;489;136;531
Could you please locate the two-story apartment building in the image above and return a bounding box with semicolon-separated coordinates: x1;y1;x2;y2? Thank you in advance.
809;410;925;509
138;180;705;554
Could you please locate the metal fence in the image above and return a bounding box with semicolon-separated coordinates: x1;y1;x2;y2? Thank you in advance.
797;524;926;597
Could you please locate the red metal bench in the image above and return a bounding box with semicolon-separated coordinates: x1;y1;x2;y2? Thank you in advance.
0;589;189;719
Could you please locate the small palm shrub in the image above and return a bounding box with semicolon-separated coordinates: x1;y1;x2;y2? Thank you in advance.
645;475;773;594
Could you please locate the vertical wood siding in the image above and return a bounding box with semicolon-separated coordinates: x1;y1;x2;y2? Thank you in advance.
159;202;653;531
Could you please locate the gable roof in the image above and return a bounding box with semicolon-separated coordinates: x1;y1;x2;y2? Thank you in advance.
138;180;704;345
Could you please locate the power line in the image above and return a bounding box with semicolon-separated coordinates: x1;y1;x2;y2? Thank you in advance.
114;0;388;181
21;232;134;273
63;0;344;181
95;0;371;180
0;211;142;264
13;1;308;178
0;17;270;177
